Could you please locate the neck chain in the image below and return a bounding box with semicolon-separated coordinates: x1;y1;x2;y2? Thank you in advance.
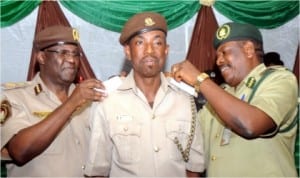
173;96;197;162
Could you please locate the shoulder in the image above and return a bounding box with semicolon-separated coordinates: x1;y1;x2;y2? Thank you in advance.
1;81;33;91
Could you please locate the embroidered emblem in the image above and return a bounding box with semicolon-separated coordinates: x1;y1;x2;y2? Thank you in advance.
216;24;230;40
144;17;155;26
72;28;80;41
246;77;256;88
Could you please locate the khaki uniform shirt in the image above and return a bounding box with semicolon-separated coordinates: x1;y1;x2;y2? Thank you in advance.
84;71;205;177
1;74;91;177
200;64;298;177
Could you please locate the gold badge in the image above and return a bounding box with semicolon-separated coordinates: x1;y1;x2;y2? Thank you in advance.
216;24;230;40
72;28;80;41
34;83;43;95
144;17;155;26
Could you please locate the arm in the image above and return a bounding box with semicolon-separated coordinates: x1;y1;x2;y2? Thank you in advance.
171;61;276;139
5;79;106;165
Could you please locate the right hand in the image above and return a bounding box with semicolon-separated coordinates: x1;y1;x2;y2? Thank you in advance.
69;78;107;108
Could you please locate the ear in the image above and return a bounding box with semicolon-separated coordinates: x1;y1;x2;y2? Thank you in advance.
165;44;170;56
124;44;132;61
243;41;255;58
37;51;46;64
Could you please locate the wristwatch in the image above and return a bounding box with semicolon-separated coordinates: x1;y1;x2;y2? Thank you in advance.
194;72;209;93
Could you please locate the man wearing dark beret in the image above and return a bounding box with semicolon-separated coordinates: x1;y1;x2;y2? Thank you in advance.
1;25;106;177
171;22;298;176
85;12;205;177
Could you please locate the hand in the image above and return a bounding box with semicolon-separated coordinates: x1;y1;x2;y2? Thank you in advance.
68;78;107;108
171;60;201;86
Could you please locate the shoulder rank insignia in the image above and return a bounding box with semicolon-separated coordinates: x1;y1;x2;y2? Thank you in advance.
245;77;256;88
34;83;43;95
1;81;32;90
33;111;51;119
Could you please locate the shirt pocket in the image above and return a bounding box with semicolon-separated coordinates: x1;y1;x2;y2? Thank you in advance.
110;122;141;164
165;120;191;161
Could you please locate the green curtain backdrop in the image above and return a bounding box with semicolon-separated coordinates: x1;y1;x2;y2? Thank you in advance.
1;0;299;30
0;0;41;27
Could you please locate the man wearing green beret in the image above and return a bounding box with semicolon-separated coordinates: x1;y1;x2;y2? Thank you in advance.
171;22;298;177
1;25;107;177
84;12;205;177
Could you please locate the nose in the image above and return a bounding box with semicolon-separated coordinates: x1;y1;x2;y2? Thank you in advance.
216;55;224;66
145;44;153;55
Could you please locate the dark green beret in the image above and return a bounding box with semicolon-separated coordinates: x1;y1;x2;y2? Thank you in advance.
213;22;262;49
119;12;167;45
34;25;80;50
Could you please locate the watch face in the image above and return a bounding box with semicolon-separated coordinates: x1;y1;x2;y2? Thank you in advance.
197;73;209;83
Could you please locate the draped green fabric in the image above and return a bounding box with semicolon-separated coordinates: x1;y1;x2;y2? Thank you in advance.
214;0;299;29
60;0;200;32
0;0;41;27
1;1;299;30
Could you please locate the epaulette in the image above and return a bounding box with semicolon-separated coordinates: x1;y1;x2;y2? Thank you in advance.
1;81;32;90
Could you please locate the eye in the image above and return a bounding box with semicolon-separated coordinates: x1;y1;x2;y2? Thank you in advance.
135;40;143;46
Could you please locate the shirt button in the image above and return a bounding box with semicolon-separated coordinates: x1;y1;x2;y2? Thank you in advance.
211;156;217;161
75;139;80;144
154;146;160;152
152;115;155;120
215;134;220;138
123;127;128;132
82;165;85;170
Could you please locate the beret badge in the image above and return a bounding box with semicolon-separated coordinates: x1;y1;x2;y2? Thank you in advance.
72;29;80;41
216;24;230;40
144;17;155;26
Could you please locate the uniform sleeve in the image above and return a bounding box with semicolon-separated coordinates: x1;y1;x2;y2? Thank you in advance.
250;70;298;127
84;102;112;176
1;92;31;149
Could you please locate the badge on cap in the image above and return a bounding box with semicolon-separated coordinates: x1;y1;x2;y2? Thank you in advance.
72;28;80;41
216;24;230;40
144;17;155;27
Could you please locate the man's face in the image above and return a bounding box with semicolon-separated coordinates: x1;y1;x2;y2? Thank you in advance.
124;30;169;78
216;41;252;87
40;44;80;85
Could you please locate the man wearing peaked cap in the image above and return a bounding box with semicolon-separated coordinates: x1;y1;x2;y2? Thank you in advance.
85;12;205;177
119;11;168;45
171;22;298;176
213;22;262;49
34;25;80;50
1;25;106;177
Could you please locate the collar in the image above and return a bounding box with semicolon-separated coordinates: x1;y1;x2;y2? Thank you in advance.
118;70;176;94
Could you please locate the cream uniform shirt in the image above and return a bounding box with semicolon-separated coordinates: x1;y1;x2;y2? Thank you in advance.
84;71;205;177
1;74;91;177
200;64;298;177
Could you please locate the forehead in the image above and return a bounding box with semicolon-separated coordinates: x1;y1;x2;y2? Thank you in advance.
134;30;166;39
217;41;241;51
49;44;79;50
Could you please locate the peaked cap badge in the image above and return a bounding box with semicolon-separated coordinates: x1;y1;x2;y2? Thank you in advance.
216;24;230;40
72;28;80;41
144;17;155;26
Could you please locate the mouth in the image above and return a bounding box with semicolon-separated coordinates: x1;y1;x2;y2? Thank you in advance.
143;57;157;66
219;65;230;74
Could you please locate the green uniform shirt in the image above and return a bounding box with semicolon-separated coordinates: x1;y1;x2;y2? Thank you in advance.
200;64;298;177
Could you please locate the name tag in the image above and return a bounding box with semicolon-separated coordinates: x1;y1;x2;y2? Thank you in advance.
220;127;231;146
